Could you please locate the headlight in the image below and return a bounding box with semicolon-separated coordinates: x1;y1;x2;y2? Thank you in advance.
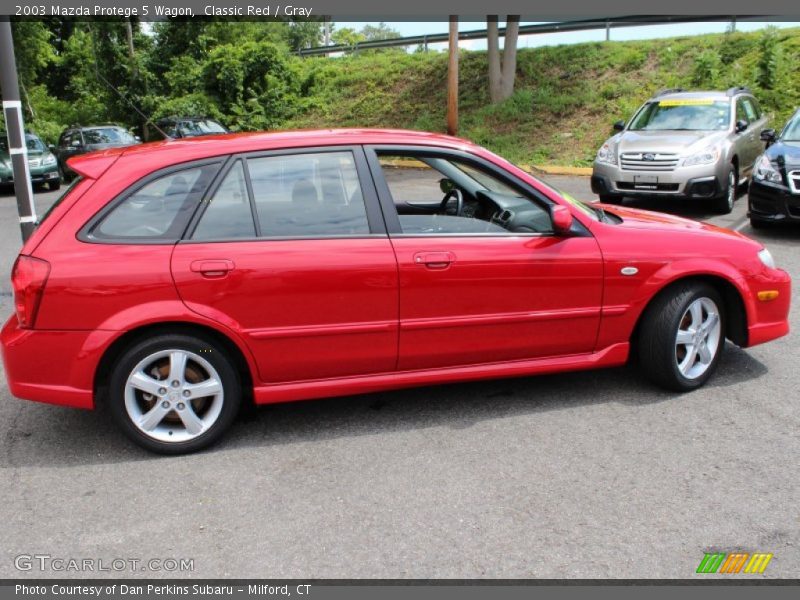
683;146;720;167
758;248;776;269
753;154;783;185
42;154;56;166
596;141;617;165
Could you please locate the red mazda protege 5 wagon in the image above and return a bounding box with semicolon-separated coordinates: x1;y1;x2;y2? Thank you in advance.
1;129;791;453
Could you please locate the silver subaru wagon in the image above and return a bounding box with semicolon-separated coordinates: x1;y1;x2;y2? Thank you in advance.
591;87;769;214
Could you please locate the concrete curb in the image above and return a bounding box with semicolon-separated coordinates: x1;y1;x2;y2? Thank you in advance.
531;165;593;176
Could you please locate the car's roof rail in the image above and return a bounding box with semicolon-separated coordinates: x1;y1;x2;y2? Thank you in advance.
726;86;752;97
654;87;685;97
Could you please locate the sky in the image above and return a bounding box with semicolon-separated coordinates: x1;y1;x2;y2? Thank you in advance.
335;20;800;51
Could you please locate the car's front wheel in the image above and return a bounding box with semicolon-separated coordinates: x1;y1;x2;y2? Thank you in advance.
108;334;242;454
712;166;737;214
638;282;725;392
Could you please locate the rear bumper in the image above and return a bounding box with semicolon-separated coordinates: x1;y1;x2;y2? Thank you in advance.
1;316;116;409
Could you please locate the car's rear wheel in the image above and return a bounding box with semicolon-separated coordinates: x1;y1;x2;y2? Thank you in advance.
712;166;737;214
49;178;61;191
638;282;725;392
108;334;242;454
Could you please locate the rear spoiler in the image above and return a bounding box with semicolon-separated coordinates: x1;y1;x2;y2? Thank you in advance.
66;149;125;179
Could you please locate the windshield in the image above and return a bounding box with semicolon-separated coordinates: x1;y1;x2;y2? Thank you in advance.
449;160;520;195
629;99;731;131
177;120;226;137
534;178;599;221
780;114;800;142
0;135;46;154
26;135;46;153
83;128;136;145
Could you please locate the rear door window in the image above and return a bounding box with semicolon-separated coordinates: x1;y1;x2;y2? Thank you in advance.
248;151;371;237
191;161;256;240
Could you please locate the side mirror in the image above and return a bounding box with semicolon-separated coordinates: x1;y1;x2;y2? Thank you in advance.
760;129;776;145
71;139;82;148
613;120;625;132
551;205;574;234
735;119;749;133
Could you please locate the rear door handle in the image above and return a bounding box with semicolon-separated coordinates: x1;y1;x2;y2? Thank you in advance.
190;259;235;277
414;252;453;269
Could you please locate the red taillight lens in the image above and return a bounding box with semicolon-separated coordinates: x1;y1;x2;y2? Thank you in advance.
11;255;50;329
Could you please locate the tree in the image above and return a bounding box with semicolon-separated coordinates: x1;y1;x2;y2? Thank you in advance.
359;23;401;42
331;27;365;50
487;15;520;103
285;19;323;51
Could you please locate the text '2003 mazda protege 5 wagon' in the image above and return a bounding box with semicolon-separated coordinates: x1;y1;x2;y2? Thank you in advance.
1;129;791;453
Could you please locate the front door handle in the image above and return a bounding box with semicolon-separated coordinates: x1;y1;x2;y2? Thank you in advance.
414;252;453;269
190;259;235;277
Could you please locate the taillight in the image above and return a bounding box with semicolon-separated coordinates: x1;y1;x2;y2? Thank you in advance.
11;255;50;329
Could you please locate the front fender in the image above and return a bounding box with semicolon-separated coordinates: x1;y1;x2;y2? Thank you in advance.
596;258;752;350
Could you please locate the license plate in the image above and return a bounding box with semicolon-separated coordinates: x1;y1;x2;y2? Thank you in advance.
634;175;658;185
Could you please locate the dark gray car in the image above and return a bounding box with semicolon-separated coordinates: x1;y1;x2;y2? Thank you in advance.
592;87;769;214
55;125;140;181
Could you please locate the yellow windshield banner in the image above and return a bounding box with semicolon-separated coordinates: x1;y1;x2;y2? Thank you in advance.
659;98;716;106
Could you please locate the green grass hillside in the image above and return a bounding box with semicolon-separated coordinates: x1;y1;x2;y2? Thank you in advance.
287;27;800;166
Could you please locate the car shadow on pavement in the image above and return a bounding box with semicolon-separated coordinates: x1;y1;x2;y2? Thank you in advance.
743;222;800;240
0;343;768;468
617;196;733;221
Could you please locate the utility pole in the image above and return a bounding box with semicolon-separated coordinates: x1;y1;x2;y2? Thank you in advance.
0;20;37;242
447;16;458;136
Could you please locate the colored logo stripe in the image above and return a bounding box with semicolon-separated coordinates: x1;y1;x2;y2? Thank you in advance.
719;553;749;573
697;552;773;574
697;553;726;573
744;553;773;574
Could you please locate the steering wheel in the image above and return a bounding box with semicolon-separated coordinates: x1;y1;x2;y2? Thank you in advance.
439;188;464;217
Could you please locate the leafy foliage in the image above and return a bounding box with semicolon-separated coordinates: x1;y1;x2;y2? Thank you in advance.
5;19;800;167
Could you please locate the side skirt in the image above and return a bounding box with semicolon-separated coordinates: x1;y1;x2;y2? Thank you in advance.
253;342;630;405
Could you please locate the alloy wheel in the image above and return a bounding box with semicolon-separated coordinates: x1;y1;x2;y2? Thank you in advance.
674;297;722;380
124;349;224;443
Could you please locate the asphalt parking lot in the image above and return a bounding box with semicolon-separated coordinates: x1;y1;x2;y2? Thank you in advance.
0;179;798;579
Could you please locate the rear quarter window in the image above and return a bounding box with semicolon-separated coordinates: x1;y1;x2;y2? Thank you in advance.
83;162;221;243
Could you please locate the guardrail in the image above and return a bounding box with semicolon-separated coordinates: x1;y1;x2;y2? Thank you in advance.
298;15;764;56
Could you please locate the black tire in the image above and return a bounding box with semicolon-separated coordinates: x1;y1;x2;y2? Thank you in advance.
58;164;72;183
749;217;770;230
712;165;737;214
107;333;242;454
638;282;725;392
49;179;62;191
599;194;623;205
